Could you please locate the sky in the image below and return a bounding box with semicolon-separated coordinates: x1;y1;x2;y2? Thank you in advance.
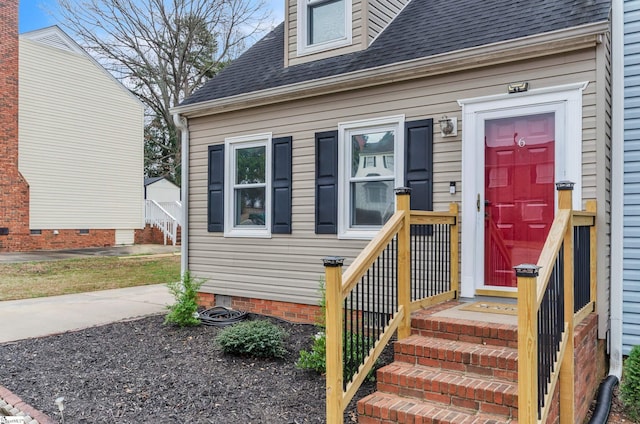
19;0;284;34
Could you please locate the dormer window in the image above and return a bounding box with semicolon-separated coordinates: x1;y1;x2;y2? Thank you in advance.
298;0;351;56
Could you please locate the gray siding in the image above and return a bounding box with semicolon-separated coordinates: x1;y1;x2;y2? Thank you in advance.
187;49;605;307
367;0;408;44
623;0;640;355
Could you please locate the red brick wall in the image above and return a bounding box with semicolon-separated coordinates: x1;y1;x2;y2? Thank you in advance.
573;313;602;423
135;224;181;245
197;292;321;324
1;229;116;252
543;313;602;424
0;0;32;251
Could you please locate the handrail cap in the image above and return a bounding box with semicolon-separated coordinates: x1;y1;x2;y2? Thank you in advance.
555;181;575;190
323;256;345;267
394;187;411;195
514;264;541;277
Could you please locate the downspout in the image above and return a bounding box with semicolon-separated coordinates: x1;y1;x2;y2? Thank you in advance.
173;113;189;277
589;1;624;422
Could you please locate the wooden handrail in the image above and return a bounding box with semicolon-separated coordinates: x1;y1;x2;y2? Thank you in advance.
324;191;459;423
517;185;596;424
341;211;404;295
535;209;571;303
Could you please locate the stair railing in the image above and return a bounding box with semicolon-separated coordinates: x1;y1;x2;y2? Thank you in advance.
516;181;596;424
323;188;458;423
156;201;182;226
144;199;179;245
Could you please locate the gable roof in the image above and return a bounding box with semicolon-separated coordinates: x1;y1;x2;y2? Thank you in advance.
21;26;144;106
180;0;610;108
144;176;168;186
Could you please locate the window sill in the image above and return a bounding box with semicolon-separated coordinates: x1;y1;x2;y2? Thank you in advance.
223;228;272;238
297;37;350;57
337;228;380;240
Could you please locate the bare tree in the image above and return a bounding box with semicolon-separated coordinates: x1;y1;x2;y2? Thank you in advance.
56;0;271;184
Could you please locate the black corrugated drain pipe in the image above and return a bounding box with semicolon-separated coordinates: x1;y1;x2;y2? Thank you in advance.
587;375;619;424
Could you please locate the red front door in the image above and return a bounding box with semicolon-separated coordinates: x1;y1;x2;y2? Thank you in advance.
484;113;555;287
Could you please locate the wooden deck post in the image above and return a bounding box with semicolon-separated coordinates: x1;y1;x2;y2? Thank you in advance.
395;188;412;340
556;182;575;424
515;264;540;424
449;202;459;298
323;256;345;424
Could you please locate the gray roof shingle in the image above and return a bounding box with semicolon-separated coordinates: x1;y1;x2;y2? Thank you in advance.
181;0;610;106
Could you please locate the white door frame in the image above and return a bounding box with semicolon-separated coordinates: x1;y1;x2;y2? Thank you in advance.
457;82;588;298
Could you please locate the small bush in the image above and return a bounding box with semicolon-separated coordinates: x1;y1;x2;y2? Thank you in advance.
296;280;376;381
216;320;288;358
164;271;203;327
622;345;640;421
296;331;326;373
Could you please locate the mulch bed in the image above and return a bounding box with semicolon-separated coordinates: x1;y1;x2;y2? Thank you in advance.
0;314;391;424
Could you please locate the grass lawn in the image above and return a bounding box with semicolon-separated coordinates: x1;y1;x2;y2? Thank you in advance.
0;255;181;301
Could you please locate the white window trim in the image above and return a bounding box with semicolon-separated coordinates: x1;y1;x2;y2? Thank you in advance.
457;81;588;298
297;0;352;56
224;133;272;238
337;115;405;239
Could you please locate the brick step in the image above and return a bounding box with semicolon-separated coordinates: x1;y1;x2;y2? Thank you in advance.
394;335;519;382
411;307;518;348
357;391;517;424
376;361;518;417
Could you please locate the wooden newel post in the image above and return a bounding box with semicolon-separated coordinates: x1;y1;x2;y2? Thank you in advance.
395;187;412;340
515;264;540;424
323;256;344;424
556;182;576;424
556;180;574;210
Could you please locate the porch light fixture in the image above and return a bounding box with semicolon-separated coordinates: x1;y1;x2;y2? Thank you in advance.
438;116;457;137
508;81;529;93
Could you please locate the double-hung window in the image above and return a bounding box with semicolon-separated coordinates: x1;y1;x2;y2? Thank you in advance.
298;0;351;55
338;116;404;239
224;134;272;237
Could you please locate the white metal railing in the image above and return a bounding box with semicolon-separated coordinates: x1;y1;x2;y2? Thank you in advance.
144;200;181;245
157;201;182;225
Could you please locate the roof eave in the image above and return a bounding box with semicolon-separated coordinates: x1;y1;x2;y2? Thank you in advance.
172;21;608;118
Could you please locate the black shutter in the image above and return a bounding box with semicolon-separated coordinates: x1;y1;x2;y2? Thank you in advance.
404;119;433;211
315;130;338;234
272;136;292;234
207;145;225;232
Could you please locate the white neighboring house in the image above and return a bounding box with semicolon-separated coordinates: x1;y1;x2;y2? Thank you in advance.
145;177;181;203
143;177;182;245
18;26;144;246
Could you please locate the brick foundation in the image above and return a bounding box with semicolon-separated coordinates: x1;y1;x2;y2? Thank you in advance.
23;229;115;251
135;224;181;245
573;313;602;423
197;292;321;324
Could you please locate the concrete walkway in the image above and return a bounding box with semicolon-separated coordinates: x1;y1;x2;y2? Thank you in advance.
0;284;174;344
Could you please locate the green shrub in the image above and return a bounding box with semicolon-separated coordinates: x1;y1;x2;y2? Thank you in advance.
164;271;203;327
296;330;375;382
622;345;640;421
296;331;326;373
216;320;288;358
296;280;376;382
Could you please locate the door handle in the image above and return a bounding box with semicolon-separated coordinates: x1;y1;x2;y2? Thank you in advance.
477;194;481;212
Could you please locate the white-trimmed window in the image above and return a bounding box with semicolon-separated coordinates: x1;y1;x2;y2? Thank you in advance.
338;116;404;239
297;0;351;56
224;134;272;237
